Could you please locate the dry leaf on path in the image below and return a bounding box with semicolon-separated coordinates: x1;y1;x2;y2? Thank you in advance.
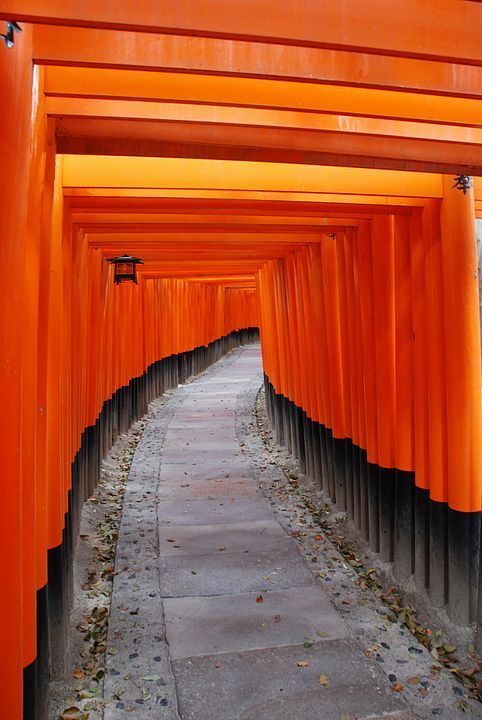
60;708;84;720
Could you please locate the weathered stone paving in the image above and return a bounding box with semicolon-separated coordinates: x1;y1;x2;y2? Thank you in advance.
105;344;481;719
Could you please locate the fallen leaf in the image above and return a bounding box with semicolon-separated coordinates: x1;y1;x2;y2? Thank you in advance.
214;661;221;669
72;669;84;679
391;683;404;692
407;675;421;685
256;594;264;603
297;661;309;667
319;675;329;686
316;630;330;638
61;708;82;720
274;614;281;623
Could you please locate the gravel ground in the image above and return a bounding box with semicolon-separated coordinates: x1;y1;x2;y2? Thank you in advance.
48;415;149;720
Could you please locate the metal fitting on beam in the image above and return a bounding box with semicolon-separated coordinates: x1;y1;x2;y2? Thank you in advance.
452;175;473;195
1;21;22;49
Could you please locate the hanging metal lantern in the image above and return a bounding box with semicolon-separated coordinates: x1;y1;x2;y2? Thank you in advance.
107;254;144;285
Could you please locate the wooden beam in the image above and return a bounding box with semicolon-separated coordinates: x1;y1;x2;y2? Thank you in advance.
3;1;482;64
54;118;482;176
48;97;482;140
31;32;482;99
61;155;444;198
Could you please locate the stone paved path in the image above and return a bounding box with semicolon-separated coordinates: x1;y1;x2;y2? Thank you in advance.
106;344;481;720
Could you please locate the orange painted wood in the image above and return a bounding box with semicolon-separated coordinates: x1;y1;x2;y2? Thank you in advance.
4;0;482;65
0;23;35;718
393;215;414;474
440;176;482;512
33;33;482;99
421;200;448;502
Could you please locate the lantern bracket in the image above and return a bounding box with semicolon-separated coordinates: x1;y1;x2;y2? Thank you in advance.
1;21;22;49
452;175;473;195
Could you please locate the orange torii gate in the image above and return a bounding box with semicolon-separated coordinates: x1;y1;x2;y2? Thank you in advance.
0;3;481;719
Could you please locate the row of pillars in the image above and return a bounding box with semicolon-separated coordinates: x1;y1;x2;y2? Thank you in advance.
260;175;482;642
264;376;480;632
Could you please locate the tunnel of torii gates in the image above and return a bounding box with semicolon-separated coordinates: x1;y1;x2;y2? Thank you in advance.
1;1;482;718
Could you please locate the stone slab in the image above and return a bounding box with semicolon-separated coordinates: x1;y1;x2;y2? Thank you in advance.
157;477;260;501
161;447;243;465
184;390;240;396
157;497;276;526
164;586;349;658
164;419;236;430
181;398;238;406
163;428;236;442
159;461;250;483
157;520;290;556
159;547;316;597
172;641;408;720
411;704;482;720
162;438;240;450
169;410;236;420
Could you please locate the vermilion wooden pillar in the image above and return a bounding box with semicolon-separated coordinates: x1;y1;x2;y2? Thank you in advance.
0;24;34;720
440;176;481;513
440;175;482;624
